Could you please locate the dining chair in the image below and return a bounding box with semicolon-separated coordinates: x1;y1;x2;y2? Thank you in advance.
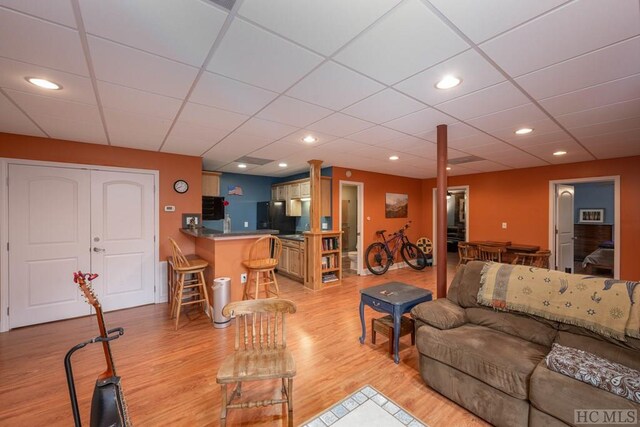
242;235;282;299
477;245;506;263
216;299;297;426
168;238;211;330
457;242;477;265
511;250;551;268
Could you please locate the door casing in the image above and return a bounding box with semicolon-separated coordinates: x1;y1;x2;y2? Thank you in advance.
338;180;364;275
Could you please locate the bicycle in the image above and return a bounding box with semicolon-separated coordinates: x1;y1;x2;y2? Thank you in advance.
365;221;428;275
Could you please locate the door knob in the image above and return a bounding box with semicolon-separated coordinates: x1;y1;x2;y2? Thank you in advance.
93;247;106;252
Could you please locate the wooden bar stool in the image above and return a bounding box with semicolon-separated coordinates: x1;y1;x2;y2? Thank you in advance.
168;238;211;329
242;236;282;299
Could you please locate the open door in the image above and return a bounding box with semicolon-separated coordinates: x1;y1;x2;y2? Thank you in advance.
556;184;574;273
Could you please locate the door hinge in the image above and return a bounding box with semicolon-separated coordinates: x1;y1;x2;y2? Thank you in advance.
6;307;8;316
6;242;8;251
154;235;156;242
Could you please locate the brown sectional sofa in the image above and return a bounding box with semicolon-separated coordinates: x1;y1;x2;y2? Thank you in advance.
411;261;640;427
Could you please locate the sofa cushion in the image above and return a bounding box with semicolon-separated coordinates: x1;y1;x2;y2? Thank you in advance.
411;299;467;330
556;331;640;371
466;307;558;347
416;323;548;399
446;264;465;306
456;261;487;308
530;360;640;426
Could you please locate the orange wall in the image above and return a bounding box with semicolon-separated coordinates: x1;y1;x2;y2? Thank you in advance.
331;167;426;258
0;133;202;260
422;156;640;280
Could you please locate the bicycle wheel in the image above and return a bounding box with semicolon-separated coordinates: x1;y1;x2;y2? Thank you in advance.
365;243;391;275
401;242;427;270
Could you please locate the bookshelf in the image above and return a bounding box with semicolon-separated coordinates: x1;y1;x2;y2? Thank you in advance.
304;231;342;290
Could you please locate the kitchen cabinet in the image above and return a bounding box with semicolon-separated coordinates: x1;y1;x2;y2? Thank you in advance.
271;176;331;217
300;181;310;197
278;238;304;282
288;182;301;199
276;185;287;201
202;171;221;196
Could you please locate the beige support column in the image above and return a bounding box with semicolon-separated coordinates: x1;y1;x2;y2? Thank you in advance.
436;124;448;299
308;160;323;233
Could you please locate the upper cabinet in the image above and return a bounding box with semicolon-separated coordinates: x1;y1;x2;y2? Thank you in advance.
202;171;221;196
272;177;331;217
300;181;310;198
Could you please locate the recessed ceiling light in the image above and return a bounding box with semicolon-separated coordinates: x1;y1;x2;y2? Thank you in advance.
278;162;287;168
237;163;247;168
302;135;317;143
435;75;461;90
446;166;451;171
26;77;61;90
389;155;399;161
553;150;567;156
515;127;533;135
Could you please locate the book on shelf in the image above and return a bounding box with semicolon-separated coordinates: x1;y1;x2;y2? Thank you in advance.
322;237;339;251
322;272;339;283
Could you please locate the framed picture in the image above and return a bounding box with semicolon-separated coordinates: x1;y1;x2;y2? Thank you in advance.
579;209;604;223
385;193;408;218
182;213;201;229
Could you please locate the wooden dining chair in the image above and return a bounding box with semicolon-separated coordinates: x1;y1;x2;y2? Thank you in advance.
168;238;211;330
511;250;551;268
216;299;297;426
477;245;506;263
242;236;282;299
457;242;477;265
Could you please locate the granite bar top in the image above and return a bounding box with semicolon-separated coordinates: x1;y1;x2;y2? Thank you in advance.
180;227;279;240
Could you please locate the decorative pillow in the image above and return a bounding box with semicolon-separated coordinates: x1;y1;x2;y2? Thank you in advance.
599;240;615;249
546;343;640;403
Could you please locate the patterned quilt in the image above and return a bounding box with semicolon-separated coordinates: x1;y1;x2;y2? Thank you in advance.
478;263;639;341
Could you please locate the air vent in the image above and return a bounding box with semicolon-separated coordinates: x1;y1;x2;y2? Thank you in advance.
448;155;484;165
234;156;274;166
207;0;236;11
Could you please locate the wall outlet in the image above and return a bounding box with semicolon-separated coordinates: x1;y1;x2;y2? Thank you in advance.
244;221;248;228
322;223;328;230
502;222;507;229
240;273;247;283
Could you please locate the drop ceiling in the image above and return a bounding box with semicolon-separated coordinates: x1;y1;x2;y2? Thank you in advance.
0;0;638;178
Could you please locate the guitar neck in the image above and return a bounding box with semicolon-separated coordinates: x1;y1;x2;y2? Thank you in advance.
95;303;117;378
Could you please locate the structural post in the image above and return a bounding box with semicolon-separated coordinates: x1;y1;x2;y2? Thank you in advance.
308;159;323;233
436;124;448;299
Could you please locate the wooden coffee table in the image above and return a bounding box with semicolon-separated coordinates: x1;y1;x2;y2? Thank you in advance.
359;282;432;364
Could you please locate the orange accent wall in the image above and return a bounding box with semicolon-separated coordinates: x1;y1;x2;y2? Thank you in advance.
0;132;202;260
422;156;640;280
331;167;426;259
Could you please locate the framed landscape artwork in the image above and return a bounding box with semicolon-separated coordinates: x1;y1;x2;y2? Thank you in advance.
579;209;604;223
385;193;408;218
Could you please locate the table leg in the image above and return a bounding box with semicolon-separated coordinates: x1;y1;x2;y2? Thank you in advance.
359;299;366;344
393;308;401;364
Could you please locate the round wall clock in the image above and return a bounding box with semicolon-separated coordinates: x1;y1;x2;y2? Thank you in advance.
173;179;189;194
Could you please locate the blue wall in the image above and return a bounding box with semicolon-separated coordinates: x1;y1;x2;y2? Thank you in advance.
202;173;276;231
573;182;614;224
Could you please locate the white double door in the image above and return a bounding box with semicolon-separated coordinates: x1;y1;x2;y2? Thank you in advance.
9;164;156;328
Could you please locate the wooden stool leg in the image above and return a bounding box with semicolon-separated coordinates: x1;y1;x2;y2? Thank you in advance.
254;271;260;299
271;270;280;297
388;325;394;355
371;318;377;344
220;384;228;421
174;275;185;330
287;378;293;412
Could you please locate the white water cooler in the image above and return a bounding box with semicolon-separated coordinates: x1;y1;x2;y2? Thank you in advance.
212;277;231;328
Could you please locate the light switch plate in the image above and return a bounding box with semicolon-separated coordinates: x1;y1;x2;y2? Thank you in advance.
322;223;328;230
244;221;248;228
164;205;175;212
502;222;507;229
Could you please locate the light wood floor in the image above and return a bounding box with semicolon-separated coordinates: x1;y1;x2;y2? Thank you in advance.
0;256;488;426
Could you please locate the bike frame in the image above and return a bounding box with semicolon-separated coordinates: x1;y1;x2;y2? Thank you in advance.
378;228;410;261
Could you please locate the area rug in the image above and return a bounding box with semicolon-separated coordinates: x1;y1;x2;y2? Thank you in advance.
301;385;426;427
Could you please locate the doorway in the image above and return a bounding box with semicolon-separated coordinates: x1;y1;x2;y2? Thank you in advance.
549;176;619;279
339;181;364;276
3;161;157;329
431;186;469;266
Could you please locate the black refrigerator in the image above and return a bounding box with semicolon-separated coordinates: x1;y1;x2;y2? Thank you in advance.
256;201;296;234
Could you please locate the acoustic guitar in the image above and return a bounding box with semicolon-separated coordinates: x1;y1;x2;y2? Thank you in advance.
70;271;132;427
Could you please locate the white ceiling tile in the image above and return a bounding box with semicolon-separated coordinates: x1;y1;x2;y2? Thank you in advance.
506;130;573;148
218;162;261;174
539;73;640;116
5;89;100;123
318;139;372;154
0;57;96;104
202;132;272;162
462;141;514;155
447;133;505;150
570;117;640;139
516;37;640;100
342;89;425;123
30;113;107;145
378;135;429;151
249;141;306;159
98;81;181;119
190;72;278;116
384;107;455;135
437;81;529;120
417;122;480;142
482;1;640;76
89;36;199;99
103;107;171;151
334;0;469;84
461;160;510;173
256;96;332;127
162;121;229;156
235;117;298;141
207;19;323;92
0;8;88;75
79;0;226;67
307;113;374;137
428;0;567;44
280;129;336;147
0;91;47;137
238;0;401;56
180;102;248;131
556;98;640;130
466;103;548;133
0;1;76;27
287;61;384;110
490;118;565;143
520;140;594;164
580;131;640;159
202;158;227;171
394;49;505;105
347;126;405;144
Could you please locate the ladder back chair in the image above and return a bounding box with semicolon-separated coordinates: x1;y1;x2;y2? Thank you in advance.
216;299;297;426
168;238;211;330
457;242;477;265
477;245;507;263
242;235;282;299
512;250;551;268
